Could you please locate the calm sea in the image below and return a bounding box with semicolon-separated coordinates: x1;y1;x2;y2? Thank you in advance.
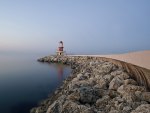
0;53;71;113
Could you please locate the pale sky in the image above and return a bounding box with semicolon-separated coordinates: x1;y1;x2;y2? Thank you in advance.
0;0;150;55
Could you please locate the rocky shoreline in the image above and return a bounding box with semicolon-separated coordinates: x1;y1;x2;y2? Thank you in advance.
31;55;150;113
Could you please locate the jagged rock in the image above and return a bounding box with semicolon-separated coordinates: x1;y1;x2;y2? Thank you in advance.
141;92;150;102
92;87;106;97
117;103;124;110
101;62;113;74
107;90;119;98
115;96;124;103
117;85;146;102
62;101;87;113
96;95;110;108
67;92;80;101
110;70;123;76
78;86;97;104
96;78;107;89
123;106;132;112
88;77;97;86
81;108;95;113
109;76;123;90
109;110;119;113
103;74;114;83
124;79;137;85
109;71;130;90
131;104;150;113
117;85;146;95
46;101;62;113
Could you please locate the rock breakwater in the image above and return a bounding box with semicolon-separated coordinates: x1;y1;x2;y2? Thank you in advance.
31;55;150;113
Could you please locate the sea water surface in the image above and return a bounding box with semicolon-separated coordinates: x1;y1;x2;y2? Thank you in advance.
0;53;71;113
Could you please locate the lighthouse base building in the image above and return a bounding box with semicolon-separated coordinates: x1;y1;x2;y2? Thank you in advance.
56;51;64;56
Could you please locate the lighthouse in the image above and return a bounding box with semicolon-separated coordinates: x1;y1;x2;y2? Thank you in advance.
56;41;64;55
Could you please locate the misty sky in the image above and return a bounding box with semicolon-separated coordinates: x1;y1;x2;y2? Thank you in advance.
0;0;150;55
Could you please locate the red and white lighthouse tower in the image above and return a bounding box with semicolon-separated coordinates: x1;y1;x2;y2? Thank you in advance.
56;41;64;55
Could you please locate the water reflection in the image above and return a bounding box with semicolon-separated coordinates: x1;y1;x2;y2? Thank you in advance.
57;64;64;79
